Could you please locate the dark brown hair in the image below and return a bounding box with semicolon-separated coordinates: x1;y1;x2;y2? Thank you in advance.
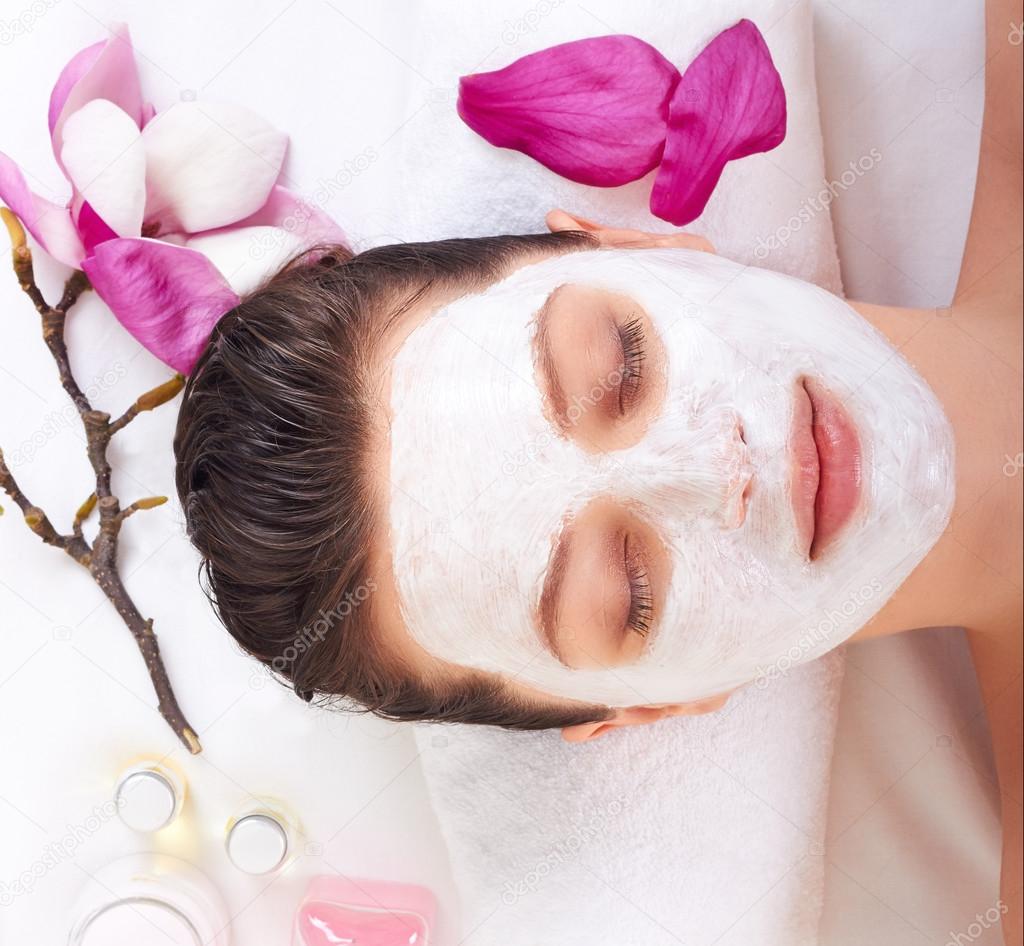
174;231;614;730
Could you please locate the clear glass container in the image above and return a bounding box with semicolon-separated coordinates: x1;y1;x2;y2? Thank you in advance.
67;852;230;946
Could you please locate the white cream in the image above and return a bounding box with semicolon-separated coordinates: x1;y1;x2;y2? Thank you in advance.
387;248;954;706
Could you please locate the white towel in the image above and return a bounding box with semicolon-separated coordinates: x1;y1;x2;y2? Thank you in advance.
392;1;847;943
393;0;843;291
415;652;845;946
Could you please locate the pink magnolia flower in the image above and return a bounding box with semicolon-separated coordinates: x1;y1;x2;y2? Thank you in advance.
457;20;787;227
0;23;347;373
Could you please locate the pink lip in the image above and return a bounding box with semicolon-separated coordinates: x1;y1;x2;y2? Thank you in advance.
790;377;863;558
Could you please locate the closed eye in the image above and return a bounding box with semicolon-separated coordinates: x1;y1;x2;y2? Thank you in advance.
623;534;653;639
533;283;666;453
617;315;646;415
537;497;668;669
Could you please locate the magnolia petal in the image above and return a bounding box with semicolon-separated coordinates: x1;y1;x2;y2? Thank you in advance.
650;20;787;226
0;151;85;266
458;35;679;186
61;99;146;238
227;185;348;248
49;23;144;174
82;237;239;374
141;101;289;234
48;41;105;133
186;226;306;296
76;202;118;254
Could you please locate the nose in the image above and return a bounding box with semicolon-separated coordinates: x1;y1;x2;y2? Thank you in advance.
719;413;753;529
603;406;753;528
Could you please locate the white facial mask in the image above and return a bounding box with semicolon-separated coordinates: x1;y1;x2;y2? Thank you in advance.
387;249;954;706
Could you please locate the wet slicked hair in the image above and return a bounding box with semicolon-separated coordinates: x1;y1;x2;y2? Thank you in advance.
174;231;614;730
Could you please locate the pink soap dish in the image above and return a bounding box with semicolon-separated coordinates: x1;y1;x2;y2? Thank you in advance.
293;874;436;946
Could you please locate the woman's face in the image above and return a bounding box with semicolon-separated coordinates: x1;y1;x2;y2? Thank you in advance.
382;246;954;707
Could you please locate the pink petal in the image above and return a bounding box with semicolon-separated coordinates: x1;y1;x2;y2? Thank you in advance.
141;101;289;234
0;151;85;267
48;41;105;133
458;35;679;187
49;23;144;175
650;20;786;226
225;185;348;248
82;238;239;374
76;202;118;254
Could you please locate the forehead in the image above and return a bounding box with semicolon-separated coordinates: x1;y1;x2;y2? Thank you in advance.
365;247;611;667
361;241;611;704
373;245;577;365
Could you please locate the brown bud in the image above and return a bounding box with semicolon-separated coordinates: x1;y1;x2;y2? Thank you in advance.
75;493;98;523
136;375;185;412
1;207;27;252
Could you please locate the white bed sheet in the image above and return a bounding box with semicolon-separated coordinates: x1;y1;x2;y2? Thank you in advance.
812;3;1003;944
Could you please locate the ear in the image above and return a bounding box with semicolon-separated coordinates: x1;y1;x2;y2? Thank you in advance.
561;705;667;743
561;692;734;743
546;208;716;255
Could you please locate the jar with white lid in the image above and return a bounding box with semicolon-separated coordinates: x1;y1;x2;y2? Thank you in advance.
114;761;185;833
224;800;299;875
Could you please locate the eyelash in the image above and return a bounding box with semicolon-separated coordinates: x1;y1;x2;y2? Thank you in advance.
616;315;646;415
623;535;654;639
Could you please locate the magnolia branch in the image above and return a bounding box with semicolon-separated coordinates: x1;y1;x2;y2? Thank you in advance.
0;208;200;754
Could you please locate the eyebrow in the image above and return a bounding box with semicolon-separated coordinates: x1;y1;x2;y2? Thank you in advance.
533;285;569;427
537;519;573;663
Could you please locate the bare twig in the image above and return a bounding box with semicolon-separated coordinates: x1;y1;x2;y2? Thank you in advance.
0;208;200;754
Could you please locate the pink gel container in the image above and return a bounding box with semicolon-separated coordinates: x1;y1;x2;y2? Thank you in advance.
292;875;437;946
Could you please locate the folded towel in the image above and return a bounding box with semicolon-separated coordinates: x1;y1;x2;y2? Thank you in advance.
391;1;847;943
415;651;845;946
394;0;842;291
